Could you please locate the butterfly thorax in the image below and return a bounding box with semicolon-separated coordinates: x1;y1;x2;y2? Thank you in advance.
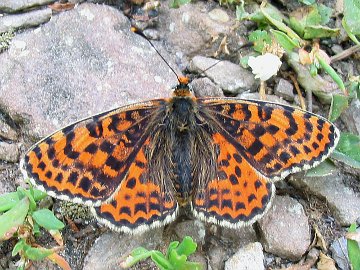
172;85;192;98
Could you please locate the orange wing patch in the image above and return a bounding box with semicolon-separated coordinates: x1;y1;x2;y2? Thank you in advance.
92;139;178;234
192;132;274;228
199;98;340;181
21;101;163;206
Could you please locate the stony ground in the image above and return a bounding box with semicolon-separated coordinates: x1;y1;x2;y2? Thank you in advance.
0;0;359;270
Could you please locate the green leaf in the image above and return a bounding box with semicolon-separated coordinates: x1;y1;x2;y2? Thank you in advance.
120;247;153;268
33;189;47;201
12;239;26;256
316;54;346;93
168;249;187;268
175;236;197;256
131;247;149;257
151;250;173;270
249;30;272;53
342;18;360;45
299;0;315;5
317;4;332;25
0;192;20;212
335;132;360;162
303;25;339;39
180;261;204;270
343;0;360;36
166;241;179;258
237;2;285;25
0;189;46;213
0;197;29;241
16;263;25;270
20;188;36;212
329;94;349;121
235;1;249;21
289;5;320;37
169;0;191;8
349;79;360;100
331;150;360;169
261;4;302;45
289;4;335;39
239;55;251;68
23;246;53;261
347;224;360;270
270;29;300;52
309;63;318;76
32;209;65;230
33;221;41;235
306;159;337;177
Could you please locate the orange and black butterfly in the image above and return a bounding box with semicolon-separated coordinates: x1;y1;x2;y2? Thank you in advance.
21;76;339;234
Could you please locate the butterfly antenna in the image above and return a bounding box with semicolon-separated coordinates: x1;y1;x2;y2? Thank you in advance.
131;27;182;84
200;42;254;75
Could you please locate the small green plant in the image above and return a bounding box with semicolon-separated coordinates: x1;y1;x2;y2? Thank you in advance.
342;0;360;45
347;223;360;270
169;0;191;8
0;186;70;270
120;236;203;270
0;29;15;52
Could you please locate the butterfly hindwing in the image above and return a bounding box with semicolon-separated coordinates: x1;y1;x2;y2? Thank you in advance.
199;98;340;180
21;100;164;206
92;138;178;234
191;132;275;228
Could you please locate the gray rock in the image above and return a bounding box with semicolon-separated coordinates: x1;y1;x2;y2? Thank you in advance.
225;242;264;270
158;2;235;57
341;99;360;135
191;77;224;97
208;8;230;23
331;45;344;55
0;8;52;34
190;56;255;94
0;0;54;13
0;141;19;162
290;170;360;226
329;236;350;270
238;92;291;106
0;118;17;140
142;28;160;40
221;226;258;251
0;3;177;139
83;229;163;270
0;163;20;194
274;78;294;101
208;245;227;270
174;220;206;244
189;252;208;270
258;196;311;261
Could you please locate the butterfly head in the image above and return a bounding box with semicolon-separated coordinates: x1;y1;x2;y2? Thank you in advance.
173;76;193;97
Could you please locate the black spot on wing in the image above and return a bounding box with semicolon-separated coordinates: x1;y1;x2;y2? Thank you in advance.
247;140;263;156
236;202;245;210
126;178;136;189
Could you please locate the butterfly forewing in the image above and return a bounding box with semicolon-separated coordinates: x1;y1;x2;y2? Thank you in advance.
198;98;340;180
21;100;164;206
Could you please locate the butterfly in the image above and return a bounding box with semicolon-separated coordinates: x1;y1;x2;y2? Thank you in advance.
20;76;340;234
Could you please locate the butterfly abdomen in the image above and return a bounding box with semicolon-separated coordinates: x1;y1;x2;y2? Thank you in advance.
169;97;196;201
